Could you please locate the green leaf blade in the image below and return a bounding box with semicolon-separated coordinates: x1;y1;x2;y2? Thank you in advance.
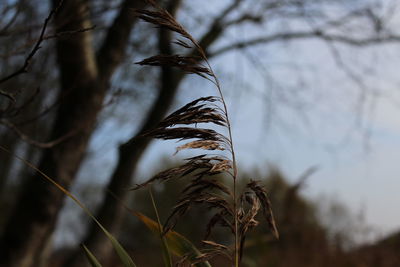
81;245;103;267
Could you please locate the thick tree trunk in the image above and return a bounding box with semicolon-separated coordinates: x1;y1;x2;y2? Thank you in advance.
0;1;102;266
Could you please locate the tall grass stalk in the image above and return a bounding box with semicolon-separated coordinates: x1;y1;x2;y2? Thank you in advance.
149;187;173;267
132;1;279;266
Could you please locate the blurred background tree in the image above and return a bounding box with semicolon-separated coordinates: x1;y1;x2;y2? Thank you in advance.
1;0;400;266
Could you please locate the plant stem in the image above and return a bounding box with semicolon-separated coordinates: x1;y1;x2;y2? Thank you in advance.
199;52;239;266
149;187;173;267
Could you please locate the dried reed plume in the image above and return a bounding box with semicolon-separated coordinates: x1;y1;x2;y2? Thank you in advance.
132;1;278;266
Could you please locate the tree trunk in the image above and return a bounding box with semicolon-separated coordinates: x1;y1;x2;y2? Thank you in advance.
0;1;102;266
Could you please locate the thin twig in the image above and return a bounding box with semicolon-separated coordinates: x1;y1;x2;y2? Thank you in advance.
0;0;64;85
0;119;77;148
43;25;96;40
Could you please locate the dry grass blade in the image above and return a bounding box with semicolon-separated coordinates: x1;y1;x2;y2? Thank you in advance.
176;247;232;267
185;157;232;178
133;8;191;40
191;250;231;265
159;96;226;127
238;192;261;260
145;127;224;142
200;240;233;262
136;55;212;78
131;160;213;190
247;180;279;240
163;193;233;235
202;240;230;251
173;39;192;49
205;212;234;240
182;178;232;196
238;193;261;231
134;4;213;81
210;160;232;173
166;96;221;117
161;108;227;128
175;140;225;155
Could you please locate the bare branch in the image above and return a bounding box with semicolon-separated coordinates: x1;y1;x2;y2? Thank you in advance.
218;0;243;20
0;119;77;148
224;13;263;27
0;0;64;85
43;25;96;40
195;0;243;51
210;31;400;57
